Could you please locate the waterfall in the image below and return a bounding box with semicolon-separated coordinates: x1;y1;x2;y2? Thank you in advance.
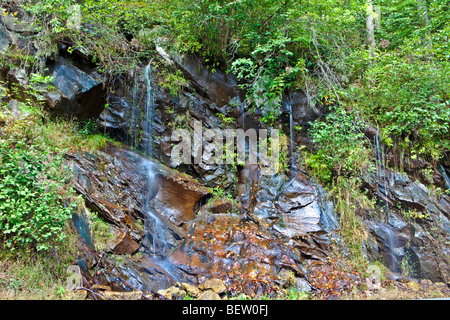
143;166;166;256
440;165;450;191
374;133;389;215
380;224;398;272
128;70;139;148
374;134;382;177
144;60;155;157
242;104;245;131
288;103;294;168
140;160;180;282
127;61;155;154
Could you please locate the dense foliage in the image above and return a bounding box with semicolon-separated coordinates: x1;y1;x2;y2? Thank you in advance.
0;136;74;251
0;82;76;252
12;0;448;163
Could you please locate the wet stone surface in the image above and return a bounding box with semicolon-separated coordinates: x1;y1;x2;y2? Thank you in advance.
170;214;305;297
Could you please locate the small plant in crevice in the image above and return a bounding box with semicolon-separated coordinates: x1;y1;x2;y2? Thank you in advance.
402;209;430;222
158;68;189;97
78;118;103;136
400;250;417;278
328;177;372;270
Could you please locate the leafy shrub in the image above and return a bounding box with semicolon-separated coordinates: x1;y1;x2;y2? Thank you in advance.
329;177;372;264
303;107;371;184
231;33;303;122
158;69;189;96
0;136;75;251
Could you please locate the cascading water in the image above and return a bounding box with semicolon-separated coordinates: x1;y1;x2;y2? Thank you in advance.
136;61;181;285
144;60;155;157
142;164;166;255
271;102;299;202
128;70;139;148
241;104;245;131
379;224;399;273
440;165;450;191
374;134;401;275
140;161;180;283
288;103;295;169
374;133;389;215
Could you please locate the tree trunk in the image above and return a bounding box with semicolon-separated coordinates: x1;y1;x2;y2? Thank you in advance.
374;5;381;30
418;0;430;27
366;0;376;56
417;0;433;52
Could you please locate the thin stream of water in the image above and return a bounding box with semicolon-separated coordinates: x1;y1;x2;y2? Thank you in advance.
144;60;155;157
440;165;450;191
375;133;389;215
288;103;295;169
140;61;180;283
141;161;180;283
380;224;399;273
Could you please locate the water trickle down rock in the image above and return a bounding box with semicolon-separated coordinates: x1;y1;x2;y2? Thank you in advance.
143;60;155;157
67;138;353;297
68;142;211;292
364;168;450;282
441;165;450;191
98;68;144;149
96;57;238;190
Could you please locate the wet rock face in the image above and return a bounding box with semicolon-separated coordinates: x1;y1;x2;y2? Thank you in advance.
170;214;304;297
98;95;132;131
152;174;210;226
278;91;327;147
110;229;141;255
245;170;339;261
1;54;106;120
274;173;325;236
0;8;106;120
283;92;322;131
44;45;448;293
363;168;450;282
68;148;146;253
69;142;209;233
68;142;214;292
1;14;107;120
96;59;238;190
46;57;106;120
171;52;244;107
